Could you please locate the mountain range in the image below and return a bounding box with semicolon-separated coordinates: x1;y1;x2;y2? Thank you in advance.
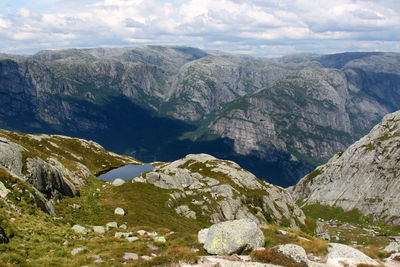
1;46;400;186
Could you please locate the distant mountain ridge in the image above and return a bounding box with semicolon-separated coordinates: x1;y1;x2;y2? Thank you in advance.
1;46;400;186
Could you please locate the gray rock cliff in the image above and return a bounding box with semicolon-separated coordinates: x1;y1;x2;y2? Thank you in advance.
291;110;400;225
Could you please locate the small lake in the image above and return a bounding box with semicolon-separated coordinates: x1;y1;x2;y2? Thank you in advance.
97;164;154;181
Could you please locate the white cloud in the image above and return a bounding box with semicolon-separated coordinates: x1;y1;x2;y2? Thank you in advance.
0;0;399;56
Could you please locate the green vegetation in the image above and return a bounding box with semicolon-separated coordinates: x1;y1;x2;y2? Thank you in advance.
305;168;322;181
251;247;307;267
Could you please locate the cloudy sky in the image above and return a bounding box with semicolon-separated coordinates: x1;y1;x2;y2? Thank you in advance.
0;0;399;57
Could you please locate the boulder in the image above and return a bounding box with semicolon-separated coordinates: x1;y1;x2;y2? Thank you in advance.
119;224;127;229
114;207;126;216
106;221;118;230
0;181;10;198
115;232;133;238
112;178;126;187
198;228;209;244
175;205;196;219
127;237;139;242
71;224;88;234
153;236;166;243
0;226;9;244
93;226;106;234
385;241;400;253
123;252;139;261
71;247;85;255
327;243;379;266
276;244;308;264
203;219;264;255
315;221;330;240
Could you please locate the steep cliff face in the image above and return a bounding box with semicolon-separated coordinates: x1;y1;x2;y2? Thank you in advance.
1;48;400;186
208;67;390;164
291;110;400;225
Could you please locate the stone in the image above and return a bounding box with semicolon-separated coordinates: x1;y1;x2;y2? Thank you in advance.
126;237;139;242
276;244;308;264
106;222;118;230
198;228;209;244
112;178;126;187
153;236;166;243
123;252;139;261
315;221;330;240
203;219;264;255
71;225;88;234
115;232;133;238
71;247;85;255
114;207;126;216
119;224;127;229
0;182;10;198
93;226;106;234
385;241;400;253
0;226;9;244
327;243;379;266
88;255;104;263
175;205;196;219
137;230;147;236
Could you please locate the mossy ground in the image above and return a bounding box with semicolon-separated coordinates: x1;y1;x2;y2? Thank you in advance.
0;173;206;266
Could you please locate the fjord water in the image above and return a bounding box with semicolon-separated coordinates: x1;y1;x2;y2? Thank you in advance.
97;164;154;181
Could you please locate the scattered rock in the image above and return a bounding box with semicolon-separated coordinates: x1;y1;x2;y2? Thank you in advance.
315;221;330;240
0;181;10;198
0;226;9;244
198;228;209;244
112;178;126;187
327;243;379;266
175;205;196;219
88;255;104;263
278;230;288;235
71;224;88;234
93;226;106;234
71;247;85;255
147;244;160;252
137;230;147;236
385;241;400;253
276;244;308;264
153;236;166;243
126;237;139;242
115;232;133;238
114;207;126;216
203;219;264;255
106;222;118;230
123;252;138;261
119;224;127;229
69;203;82;210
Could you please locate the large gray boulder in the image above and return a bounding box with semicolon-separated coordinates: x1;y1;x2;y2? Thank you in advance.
203;219;264;255
275;244;308;265
0;226;9;244
327;243;379;266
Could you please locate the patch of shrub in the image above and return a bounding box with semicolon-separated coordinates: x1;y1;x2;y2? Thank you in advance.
251;248;307;267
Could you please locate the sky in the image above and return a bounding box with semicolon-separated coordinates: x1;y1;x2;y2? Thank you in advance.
0;0;399;57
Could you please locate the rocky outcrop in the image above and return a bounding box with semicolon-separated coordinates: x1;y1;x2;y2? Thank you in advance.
0;226;9;244
137;153;306;229
201;219;264;255
0;129;137;213
291;110;400;224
